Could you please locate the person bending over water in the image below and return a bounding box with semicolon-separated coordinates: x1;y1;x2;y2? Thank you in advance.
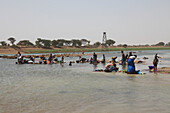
127;56;139;74
104;63;118;72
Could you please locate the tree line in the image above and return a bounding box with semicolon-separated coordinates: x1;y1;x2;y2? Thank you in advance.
0;37;169;48
0;37;116;48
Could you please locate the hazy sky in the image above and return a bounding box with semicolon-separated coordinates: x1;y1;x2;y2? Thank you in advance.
0;0;170;45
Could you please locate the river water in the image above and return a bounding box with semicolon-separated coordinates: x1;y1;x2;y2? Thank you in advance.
0;50;170;113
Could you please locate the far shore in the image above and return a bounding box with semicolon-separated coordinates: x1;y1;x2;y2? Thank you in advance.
0;46;170;55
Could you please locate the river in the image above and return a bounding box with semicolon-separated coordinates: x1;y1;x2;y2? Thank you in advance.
0;50;170;113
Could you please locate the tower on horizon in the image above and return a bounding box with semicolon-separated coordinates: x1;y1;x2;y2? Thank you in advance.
102;32;107;45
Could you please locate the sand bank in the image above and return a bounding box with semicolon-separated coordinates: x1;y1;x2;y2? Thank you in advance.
157;67;170;75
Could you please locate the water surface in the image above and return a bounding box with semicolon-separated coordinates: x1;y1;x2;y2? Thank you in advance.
0;50;170;113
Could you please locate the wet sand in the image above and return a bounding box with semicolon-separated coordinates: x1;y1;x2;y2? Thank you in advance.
157;67;170;75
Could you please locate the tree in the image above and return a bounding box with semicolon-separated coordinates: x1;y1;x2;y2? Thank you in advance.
0;41;7;46
17;40;34;47
71;39;77;46
166;42;170;46
144;44;150;47
81;39;90;46
35;38;43;48
41;39;51;48
65;40;72;46
77;40;82;46
106;39;115;46
58;41;64;46
71;39;81;46
155;42;165;46
123;44;127;48
51;40;58;47
87;40;90;45
35;38;51;48
8;37;16;45
94;42;101;47
57;39;65;47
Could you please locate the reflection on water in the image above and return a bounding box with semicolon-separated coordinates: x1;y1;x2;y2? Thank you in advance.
122;64;126;70
0;50;170;113
93;63;98;69
60;63;64;67
127;75;136;81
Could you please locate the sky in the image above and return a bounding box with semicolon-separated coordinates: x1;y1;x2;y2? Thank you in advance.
0;0;170;45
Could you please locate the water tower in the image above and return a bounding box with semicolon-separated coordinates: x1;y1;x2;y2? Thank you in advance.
102;32;107;47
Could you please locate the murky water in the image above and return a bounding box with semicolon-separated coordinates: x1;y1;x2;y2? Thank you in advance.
0;50;170;113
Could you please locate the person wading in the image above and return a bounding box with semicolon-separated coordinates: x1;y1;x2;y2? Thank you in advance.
153;53;159;73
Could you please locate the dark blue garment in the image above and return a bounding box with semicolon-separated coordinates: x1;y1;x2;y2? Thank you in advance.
108;65;114;71
127;58;136;74
104;65;118;72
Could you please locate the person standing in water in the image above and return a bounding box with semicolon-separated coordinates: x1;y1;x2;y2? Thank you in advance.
112;56;117;64
48;53;53;64
93;52;97;64
17;52;21;64
153;53;159;73
103;54;105;63
129;52;133;57
121;51;126;65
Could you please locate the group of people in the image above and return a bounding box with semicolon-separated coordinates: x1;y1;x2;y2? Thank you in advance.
120;51;140;74
16;52;65;64
39;54;63;64
103;51;133;73
89;52;98;64
125;52;160;74
39;54;65;64
16;52;35;64
16;51;160;74
103;51;160;74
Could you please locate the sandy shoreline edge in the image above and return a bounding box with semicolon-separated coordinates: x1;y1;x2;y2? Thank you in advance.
1;46;170;55
157;67;170;75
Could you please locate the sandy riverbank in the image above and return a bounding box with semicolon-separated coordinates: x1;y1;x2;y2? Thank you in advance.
1;46;170;55
157;67;170;75
0;47;19;54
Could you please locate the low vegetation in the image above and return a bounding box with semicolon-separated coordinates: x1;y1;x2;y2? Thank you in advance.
1;37;170;54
